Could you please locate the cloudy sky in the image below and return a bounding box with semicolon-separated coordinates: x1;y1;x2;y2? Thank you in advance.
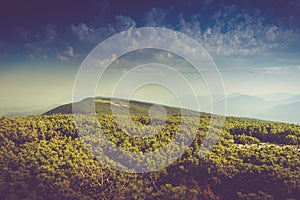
0;0;300;107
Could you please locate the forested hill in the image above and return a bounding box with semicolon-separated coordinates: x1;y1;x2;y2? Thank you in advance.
44;97;198;116
1;98;300;199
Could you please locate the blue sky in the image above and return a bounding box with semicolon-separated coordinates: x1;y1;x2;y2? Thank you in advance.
0;0;300;107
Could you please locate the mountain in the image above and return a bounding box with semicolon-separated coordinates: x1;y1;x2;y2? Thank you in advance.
207;94;273;118
0;104;59;118
44;97;199;116
226;94;271;115
216;93;300;124
283;95;300;104
165;93;271;116
3;97;300;200
260;101;300;124
256;92;298;102
44;94;300;124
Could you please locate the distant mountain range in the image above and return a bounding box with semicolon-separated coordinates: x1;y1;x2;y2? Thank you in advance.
0;104;60;118
256;92;298;102
215;93;300;124
165;92;300;124
1;92;300;124
260;101;300;124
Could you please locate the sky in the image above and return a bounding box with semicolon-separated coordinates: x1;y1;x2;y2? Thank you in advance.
0;0;300;109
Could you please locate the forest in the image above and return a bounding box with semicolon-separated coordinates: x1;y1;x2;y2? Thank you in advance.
0;99;300;200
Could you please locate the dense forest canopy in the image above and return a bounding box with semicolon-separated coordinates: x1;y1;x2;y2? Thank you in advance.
0;99;300;199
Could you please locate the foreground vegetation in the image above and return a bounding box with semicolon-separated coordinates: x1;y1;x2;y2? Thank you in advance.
0;107;300;199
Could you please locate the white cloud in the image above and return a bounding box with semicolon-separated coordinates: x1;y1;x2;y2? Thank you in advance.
57;46;78;63
249;66;284;74
66;46;75;57
167;52;172;58
57;54;69;63
223;65;300;75
178;6;298;57
265;25;279;42
143;7;169;26
44;24;57;43
63;6;299;70
71;23;95;41
96;53;117;68
115;15;136;31
71;16;136;44
178;13;202;40
20;25;56;52
28;54;35;61
24;42;42;52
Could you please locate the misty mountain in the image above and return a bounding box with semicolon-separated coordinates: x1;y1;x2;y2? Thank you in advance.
283;95;300;104
204;94;273;118
219;93;300;124
0;104;60;118
259;101;300;124
256;92;298;102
